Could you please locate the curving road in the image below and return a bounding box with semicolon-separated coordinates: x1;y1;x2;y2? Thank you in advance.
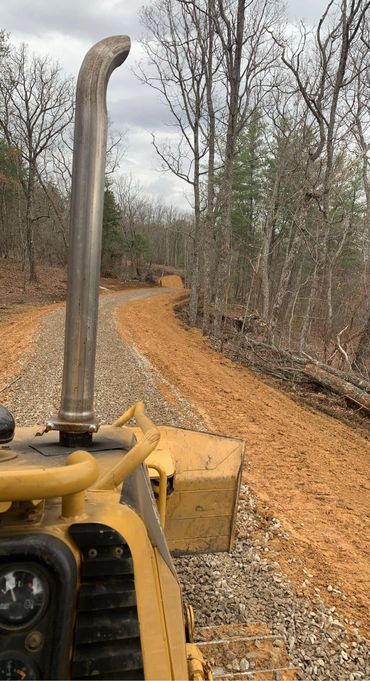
5;288;203;430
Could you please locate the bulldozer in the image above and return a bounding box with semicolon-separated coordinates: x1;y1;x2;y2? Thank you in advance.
0;36;244;680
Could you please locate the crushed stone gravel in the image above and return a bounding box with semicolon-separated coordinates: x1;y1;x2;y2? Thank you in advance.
5;289;203;429
4;289;370;681
175;485;370;680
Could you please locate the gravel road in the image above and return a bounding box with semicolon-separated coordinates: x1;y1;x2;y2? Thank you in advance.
4;289;370;681
6;289;203;429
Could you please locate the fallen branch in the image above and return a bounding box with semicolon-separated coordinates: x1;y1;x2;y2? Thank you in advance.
304;360;370;392
304;364;370;413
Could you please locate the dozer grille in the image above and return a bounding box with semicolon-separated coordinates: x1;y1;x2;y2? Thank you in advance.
69;523;144;680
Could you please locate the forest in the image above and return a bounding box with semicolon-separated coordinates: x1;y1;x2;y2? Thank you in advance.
0;0;370;376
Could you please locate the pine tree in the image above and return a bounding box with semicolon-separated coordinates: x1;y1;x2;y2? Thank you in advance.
229;110;267;301
101;181;122;275
231;110;266;243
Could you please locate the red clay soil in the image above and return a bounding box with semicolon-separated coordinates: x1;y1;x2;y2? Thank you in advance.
159;274;184;288
0;306;58;396
0;262;67;395
0;260;144;394
117;292;370;637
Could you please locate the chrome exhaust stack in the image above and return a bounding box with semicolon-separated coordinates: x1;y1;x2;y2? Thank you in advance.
47;36;130;446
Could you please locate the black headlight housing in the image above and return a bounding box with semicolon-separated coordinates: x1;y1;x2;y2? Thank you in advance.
0;534;77;680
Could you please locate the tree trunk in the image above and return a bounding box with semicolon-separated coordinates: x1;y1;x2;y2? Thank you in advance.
299;261;319;353
260;230;271;322
352;312;370;374
24;169;38;282
201;0;216;335
212;170;233;337
258;167;283;331
287;263;303;349
304;363;370;410
270;222;303;343
25;203;37;282
212;0;246;338
189;119;202;326
189;248;200;326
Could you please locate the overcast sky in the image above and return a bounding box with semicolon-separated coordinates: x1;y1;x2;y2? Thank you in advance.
0;0;326;210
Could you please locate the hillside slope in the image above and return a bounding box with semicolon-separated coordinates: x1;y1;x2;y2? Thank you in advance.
117;292;370;636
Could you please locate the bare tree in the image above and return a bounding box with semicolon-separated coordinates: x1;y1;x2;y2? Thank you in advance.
350;35;370;372
274;0;369;351
139;0;210;323
208;0;277;335
0;43;74;281
139;0;278;333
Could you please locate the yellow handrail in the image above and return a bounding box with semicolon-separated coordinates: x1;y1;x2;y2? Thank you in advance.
147;462;167;527
0;403;160;513
113;401;155;434
0;450;99;504
96;402;160;490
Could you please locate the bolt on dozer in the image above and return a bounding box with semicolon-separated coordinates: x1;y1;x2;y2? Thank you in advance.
0;37;244;680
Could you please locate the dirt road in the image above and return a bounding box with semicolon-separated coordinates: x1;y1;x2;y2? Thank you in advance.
117;292;370;636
